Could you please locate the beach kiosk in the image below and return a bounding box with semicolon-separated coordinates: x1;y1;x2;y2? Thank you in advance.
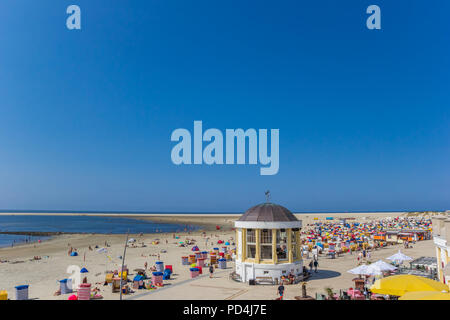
233;202;303;284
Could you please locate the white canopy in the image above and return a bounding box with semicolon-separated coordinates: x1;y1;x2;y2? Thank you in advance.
348;265;369;275
348;264;383;276
371;260;397;271
128;238;136;243
387;250;412;263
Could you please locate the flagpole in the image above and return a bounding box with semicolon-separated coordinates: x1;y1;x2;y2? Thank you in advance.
119;230;130;301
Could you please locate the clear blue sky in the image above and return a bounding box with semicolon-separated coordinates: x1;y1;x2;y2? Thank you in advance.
0;1;448;212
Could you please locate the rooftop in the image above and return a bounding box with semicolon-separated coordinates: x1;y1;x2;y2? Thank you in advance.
237;203;298;222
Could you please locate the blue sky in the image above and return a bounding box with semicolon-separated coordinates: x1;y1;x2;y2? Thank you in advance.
0;1;449;212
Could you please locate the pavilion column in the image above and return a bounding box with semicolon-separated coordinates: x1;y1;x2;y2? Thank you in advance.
236;229;239;260
242;229;247;262
288;229;293;263
295;230;301;261
255;229;260;263
436;247;443;282
272;229;277;264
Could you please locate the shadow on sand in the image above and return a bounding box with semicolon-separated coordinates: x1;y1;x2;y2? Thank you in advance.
308;269;341;280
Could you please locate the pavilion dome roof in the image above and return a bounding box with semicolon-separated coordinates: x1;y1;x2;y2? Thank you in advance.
238;203;298;222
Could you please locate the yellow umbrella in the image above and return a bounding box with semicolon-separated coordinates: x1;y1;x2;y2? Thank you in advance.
399;291;450;300
370;275;449;296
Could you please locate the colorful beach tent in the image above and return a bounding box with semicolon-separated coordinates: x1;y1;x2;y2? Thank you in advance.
80;267;89;273
399;291;450;300
370;275;449;296
70;252;78;256
191;246;199;251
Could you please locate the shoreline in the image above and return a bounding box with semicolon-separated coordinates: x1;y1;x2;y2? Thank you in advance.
0;211;413;238
0;211;408;217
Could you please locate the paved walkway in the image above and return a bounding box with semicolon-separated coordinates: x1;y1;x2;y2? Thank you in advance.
127;269;231;300
127;240;435;300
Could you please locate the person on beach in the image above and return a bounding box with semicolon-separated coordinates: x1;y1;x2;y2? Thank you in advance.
308;260;313;272
277;284;285;300
209;265;214;278
313;259;318;273
144;262;148;270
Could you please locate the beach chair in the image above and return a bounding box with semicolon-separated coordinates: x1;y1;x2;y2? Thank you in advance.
112;277;121;293
105;273;113;284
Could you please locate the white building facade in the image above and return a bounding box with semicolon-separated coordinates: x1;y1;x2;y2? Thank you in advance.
432;214;450;287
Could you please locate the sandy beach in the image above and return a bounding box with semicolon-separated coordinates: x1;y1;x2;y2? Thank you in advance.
0;211;435;300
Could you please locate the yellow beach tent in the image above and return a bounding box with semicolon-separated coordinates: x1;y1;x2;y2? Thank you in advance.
399;291;450;300
370;275;449;296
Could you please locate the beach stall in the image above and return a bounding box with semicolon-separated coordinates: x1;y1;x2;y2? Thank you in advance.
59;279;73;294
201;251;208;259
118;271;128;281
78;283;91;300
15;285;29;300
218;258;227;269
155;261;164;272
181;256;189;265
210;253;217;265
188;255;196;264
112;277;121;293
163;268;172;280
133;275;145;289
0;290;7;300
197;258;205;267
190;267;200;278
152;272;163;286
105;273;114;284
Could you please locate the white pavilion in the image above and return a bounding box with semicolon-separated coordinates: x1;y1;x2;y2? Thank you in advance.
234;201;303;284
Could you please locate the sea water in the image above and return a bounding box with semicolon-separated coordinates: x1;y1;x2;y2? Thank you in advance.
0;215;198;248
